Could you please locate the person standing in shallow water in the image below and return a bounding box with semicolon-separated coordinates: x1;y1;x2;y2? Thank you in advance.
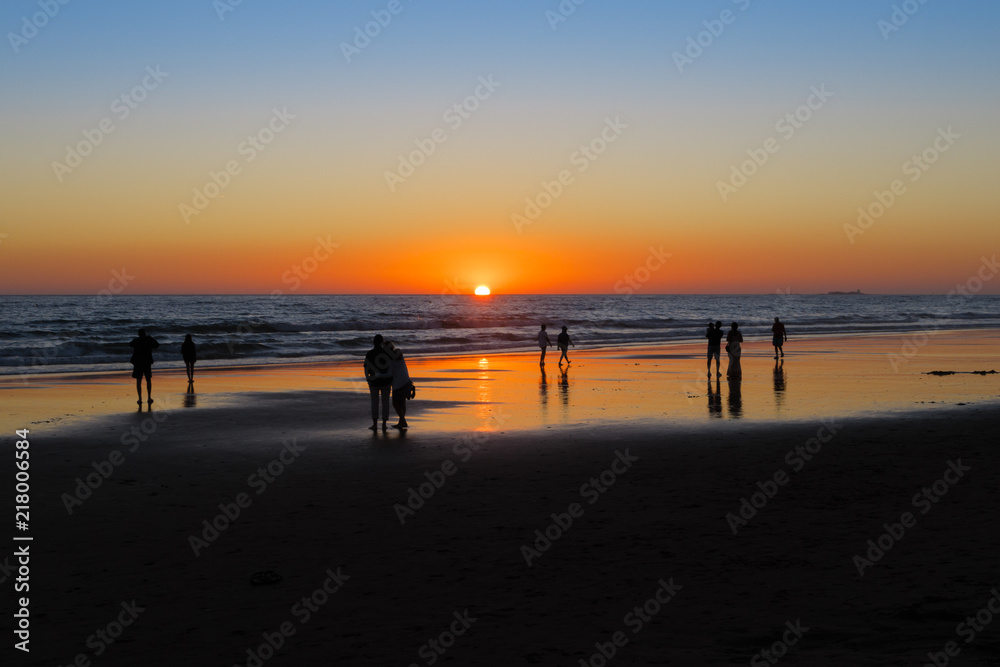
537;324;551;365
129;328;160;405
557;326;574;365
706;321;724;377
726;322;743;380
364;334;394;431
771;317;787;359
181;334;197;384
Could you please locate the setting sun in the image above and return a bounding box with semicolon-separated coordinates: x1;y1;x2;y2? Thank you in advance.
475;286;491;296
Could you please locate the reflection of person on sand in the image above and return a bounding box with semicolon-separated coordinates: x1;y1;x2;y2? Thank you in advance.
364;334;393;431
539;365;548;406
772;317;787;359
537;324;551;364
386;342;416;430
727;377;743;418
181;334;197;383
559;364;570;406
726;322;743;380
707;378;722;417
557;326;574;365
129;328;160;405
706;321;724;377
773;358;786;411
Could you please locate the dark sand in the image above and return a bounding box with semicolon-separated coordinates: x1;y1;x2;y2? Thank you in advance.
5;332;1000;665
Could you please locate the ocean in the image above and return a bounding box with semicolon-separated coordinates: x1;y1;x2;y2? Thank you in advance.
2;294;998;376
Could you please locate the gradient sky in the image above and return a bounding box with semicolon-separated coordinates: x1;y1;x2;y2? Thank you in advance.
1;0;998;294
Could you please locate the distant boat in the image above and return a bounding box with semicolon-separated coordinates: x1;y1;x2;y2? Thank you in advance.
827;289;864;295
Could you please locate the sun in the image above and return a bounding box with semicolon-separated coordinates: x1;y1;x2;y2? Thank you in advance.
474;285;491;296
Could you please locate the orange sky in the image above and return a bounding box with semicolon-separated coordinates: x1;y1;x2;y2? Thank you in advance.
2;2;998;295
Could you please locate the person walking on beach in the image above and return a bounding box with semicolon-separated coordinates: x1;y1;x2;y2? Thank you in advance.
364;334;394;431
706;321;724;377
557;326;574;365
537;324;551;365
129;328;160;405
181;334;197;383
771;317;787;359
726;322;743;380
386;341;416;430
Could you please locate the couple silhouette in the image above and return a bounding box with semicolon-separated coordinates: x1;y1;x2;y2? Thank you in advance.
705;321;743;380
364;334;415;431
537;324;574;366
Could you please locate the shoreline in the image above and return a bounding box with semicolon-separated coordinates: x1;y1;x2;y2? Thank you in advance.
4;327;1000;434
4;325;999;379
8;325;1000;663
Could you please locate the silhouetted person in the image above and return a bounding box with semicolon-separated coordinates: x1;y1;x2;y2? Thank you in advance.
386;342;415;430
181;334;197;383
706;321;724;377
557;326;574;365
129;328;160;405
772;317;787;359
537;324;551;364
726;322;743;380
364;334;393;431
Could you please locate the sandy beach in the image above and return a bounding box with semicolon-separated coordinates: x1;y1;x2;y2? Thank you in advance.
5;330;1000;665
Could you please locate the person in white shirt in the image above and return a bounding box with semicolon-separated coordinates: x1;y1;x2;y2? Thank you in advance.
386;341;414;430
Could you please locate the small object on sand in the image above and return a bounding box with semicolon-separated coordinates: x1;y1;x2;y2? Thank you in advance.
925;370;997;376
250;570;282;586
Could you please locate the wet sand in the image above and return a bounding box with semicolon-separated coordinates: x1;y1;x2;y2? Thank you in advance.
5;329;1000;665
